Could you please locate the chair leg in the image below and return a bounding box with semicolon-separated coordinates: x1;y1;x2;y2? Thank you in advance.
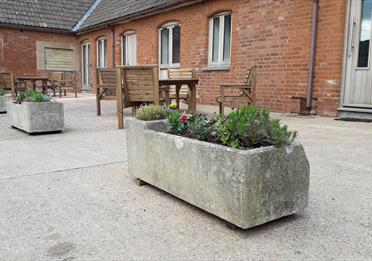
96;88;101;116
64;89;67;96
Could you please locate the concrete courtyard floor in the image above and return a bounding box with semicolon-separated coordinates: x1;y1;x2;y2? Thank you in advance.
0;95;371;260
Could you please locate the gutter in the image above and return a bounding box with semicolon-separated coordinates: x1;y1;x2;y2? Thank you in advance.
75;0;203;35
306;0;319;111
0;23;72;34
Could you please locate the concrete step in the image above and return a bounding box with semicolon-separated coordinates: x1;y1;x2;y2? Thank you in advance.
338;107;372;122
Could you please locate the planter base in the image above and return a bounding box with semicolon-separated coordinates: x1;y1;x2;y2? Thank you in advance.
126;118;310;229
8;102;64;133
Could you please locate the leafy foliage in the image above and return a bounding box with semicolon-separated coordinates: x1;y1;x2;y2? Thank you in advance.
165;106;297;150
166;110;186;135
218;107;297;149
134;104;167;121
16;91;50;103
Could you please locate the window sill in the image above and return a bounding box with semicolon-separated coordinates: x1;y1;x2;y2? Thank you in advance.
202;65;230;72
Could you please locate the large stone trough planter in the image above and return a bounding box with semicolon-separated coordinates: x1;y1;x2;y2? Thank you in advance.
8;102;64;133
0;96;7;113
126;118;310;229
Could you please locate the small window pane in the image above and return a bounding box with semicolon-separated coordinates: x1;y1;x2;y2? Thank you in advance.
97;40;102;67
127;34;136;65
358;0;372;67
212;17;220;62
161;28;169;65
223;15;231;62
172;25;180;64
103;40;107;68
122;36;126;65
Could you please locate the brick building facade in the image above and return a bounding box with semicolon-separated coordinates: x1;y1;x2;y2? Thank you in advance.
2;0;368;118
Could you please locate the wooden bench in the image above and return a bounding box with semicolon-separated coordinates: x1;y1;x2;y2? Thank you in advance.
116;65;170;129
216;66;256;115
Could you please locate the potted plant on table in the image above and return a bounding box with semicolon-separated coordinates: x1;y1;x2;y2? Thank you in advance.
7;91;64;133
126;105;309;229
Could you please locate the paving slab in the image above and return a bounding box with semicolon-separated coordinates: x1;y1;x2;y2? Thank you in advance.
0;96;371;260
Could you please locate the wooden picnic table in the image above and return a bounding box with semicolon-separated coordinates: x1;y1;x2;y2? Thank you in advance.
16;76;49;94
159;78;199;113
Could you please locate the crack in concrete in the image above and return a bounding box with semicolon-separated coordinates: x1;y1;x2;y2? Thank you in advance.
0;160;127;182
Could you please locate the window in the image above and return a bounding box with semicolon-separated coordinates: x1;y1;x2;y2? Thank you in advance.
44;48;74;71
159;23;181;68
357;0;372;68
208;13;232;66
121;31;137;65
96;37;107;68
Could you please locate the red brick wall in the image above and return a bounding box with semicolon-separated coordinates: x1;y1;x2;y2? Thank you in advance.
78;0;347;116
0;28;81;90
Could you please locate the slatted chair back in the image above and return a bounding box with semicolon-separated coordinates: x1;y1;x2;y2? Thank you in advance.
97;68;117;97
244;66;256;87
0;72;16;98
168;68;196;79
51;72;63;82
121;65;160;104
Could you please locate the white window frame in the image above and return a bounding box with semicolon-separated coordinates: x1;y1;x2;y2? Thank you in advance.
121;31;137;65
208;12;232;67
96;37;107;68
159;22;181;69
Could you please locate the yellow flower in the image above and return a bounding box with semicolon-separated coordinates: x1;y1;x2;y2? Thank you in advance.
170;103;177;109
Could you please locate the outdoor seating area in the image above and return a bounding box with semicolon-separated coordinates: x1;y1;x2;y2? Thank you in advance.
1;0;372;259
0;72;78;98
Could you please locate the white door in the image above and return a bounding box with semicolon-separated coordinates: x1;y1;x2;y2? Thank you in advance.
344;0;372;108
82;42;91;90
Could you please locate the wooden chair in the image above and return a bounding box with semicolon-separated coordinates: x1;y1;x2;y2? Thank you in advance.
96;68;117;116
216;66;257;115
47;72;63;97
168;68;195;102
59;72;77;98
0;72;24;99
116;65;170;129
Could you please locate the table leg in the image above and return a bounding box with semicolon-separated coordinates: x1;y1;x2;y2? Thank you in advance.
176;84;181;110
32;80;36;91
188;84;197;113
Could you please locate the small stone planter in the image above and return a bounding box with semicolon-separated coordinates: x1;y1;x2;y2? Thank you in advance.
126;118;310;229
0;96;7;113
8;102;64;133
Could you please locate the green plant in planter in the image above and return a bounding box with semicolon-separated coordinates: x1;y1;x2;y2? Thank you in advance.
218;107;297;149
0;88;4;96
16;91;51;104
134;104;167;121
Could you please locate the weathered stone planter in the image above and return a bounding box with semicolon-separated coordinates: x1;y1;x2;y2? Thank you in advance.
126;118;310;229
8;102;64;133
0;96;7;113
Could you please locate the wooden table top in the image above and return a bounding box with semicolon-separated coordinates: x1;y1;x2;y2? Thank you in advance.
17;77;49;81
159;78;199;85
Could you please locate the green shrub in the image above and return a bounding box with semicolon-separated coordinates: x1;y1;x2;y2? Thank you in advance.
0;88;4;96
166;110;183;134
16;91;49;103
218;107;297;149
165;107;297;150
134;104;167;121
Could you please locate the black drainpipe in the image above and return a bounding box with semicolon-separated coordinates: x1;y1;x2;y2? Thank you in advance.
306;0;319;112
111;27;115;68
